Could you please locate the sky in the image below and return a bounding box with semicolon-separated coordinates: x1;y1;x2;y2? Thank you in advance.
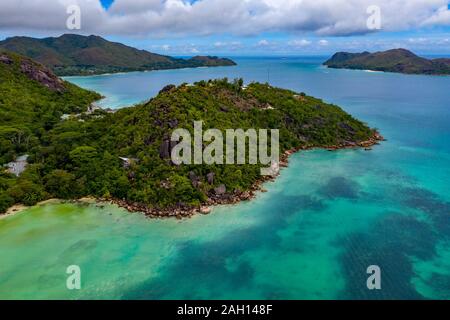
0;0;449;56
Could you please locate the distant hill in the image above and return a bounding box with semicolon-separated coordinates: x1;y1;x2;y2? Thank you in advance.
324;49;450;75
0;34;236;76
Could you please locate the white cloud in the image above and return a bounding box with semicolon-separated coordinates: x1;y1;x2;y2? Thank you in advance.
213;41;242;50
288;39;312;47
318;39;329;46
258;39;269;46
0;0;448;37
0;0;105;31
109;0;164;14
408;37;428;43
422;5;450;26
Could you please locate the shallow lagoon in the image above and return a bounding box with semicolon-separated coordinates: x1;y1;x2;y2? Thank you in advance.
1;57;449;299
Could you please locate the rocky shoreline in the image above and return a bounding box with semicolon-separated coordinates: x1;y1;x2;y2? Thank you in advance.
101;131;385;220
0;131;384;220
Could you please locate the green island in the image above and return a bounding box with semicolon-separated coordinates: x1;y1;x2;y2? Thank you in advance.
0;34;236;76
324;48;450;75
0;51;382;217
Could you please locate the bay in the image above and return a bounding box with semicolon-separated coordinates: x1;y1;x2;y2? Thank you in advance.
1;57;449;299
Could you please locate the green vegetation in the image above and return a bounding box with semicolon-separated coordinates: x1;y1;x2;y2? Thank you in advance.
0;34;236;76
0;53;377;213
324;49;450;75
0;51;100;210
0;51;100;163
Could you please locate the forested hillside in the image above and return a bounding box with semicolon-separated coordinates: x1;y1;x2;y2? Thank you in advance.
0;34;236;76
324;49;450;75
0;69;380;215
0;51;100;164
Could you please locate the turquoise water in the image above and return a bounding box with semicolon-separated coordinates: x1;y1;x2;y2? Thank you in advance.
1;57;450;299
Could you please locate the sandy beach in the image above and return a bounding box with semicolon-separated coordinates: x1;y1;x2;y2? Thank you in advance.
0;198;94;220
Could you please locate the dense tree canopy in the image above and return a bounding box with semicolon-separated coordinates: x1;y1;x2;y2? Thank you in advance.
1;64;377;213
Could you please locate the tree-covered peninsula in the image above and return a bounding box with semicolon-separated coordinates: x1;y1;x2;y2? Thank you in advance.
0;51;382;216
0;34;236;76
324;49;450;75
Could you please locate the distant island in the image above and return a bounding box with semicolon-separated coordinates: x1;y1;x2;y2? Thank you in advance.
0;34;236;76
0;51;382;217
324;49;450;75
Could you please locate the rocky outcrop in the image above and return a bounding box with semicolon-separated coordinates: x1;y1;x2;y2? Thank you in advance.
159;138;171;159
0;54;13;65
206;172;215;185
159;135;179;160
188;171;201;188
168;119;179;128
200;206;212;215
214;184;227;195
159;84;176;94
19;58;66;92
107;130;385;220
1;52;66;92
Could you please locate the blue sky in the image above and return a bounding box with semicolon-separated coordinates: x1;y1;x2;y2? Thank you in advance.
100;0;114;10
101;0;450;56
0;0;449;56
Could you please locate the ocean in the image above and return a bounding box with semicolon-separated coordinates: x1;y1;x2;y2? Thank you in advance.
1;57;449;299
